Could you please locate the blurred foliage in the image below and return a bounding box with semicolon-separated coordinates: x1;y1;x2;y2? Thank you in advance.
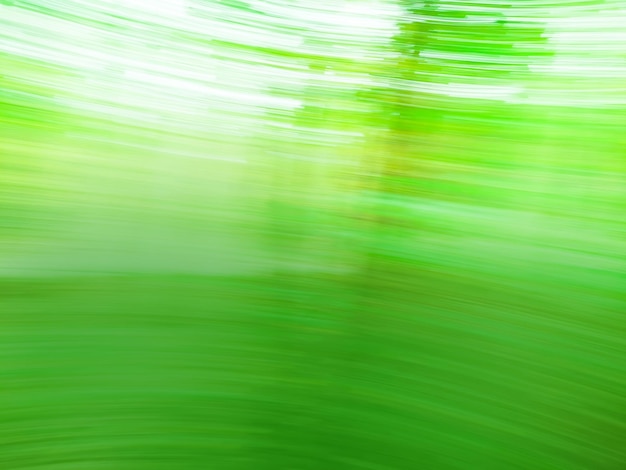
1;0;625;469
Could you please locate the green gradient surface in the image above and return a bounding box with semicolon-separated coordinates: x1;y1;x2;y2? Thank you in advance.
1;1;625;468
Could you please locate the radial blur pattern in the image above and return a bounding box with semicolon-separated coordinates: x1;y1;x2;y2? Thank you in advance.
1;0;625;469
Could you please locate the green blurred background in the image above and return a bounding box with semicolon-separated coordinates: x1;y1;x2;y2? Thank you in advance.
1;0;625;468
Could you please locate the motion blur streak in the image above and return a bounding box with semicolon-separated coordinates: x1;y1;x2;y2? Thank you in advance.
1;0;625;468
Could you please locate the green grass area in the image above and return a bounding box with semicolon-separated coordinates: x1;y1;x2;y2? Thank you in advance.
1;272;624;469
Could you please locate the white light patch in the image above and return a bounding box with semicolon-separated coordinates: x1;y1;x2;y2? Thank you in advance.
116;0;188;17
337;2;398;31
124;70;210;95
124;69;302;109
414;82;523;101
